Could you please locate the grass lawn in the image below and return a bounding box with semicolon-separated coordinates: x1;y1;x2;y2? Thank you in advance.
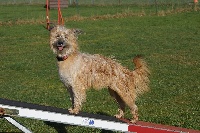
0;4;200;132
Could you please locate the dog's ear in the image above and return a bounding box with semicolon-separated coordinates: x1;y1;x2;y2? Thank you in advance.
48;23;56;31
71;29;83;36
45;23;56;31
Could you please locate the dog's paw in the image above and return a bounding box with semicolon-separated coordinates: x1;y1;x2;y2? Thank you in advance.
130;119;138;124
68;108;79;114
130;115;138;123
114;109;124;118
68;108;73;112
114;114;123;118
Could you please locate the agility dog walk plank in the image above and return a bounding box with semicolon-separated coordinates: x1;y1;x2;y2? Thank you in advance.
0;98;200;133
127;121;200;133
0;98;128;132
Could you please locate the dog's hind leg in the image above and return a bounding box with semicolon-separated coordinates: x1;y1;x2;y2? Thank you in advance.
129;104;138;123
108;88;125;119
111;87;138;123
120;93;138;123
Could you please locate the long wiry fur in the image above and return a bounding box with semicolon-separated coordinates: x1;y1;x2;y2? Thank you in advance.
49;25;150;123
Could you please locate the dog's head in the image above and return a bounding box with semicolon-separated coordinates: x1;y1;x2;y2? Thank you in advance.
50;25;82;58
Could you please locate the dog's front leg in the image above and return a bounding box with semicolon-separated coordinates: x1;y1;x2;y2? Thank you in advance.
68;87;86;114
67;86;74;111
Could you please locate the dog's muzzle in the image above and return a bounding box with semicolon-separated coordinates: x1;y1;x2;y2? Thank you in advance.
57;38;66;51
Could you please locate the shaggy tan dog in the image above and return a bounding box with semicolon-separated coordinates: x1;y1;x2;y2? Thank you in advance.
49;25;150;123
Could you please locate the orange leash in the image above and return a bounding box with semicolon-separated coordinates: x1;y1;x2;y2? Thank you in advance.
46;0;64;30
58;0;64;25
46;0;50;30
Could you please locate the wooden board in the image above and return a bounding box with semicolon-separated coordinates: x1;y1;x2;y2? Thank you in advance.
0;98;128;132
49;0;68;9
1;98;200;133
119;118;200;133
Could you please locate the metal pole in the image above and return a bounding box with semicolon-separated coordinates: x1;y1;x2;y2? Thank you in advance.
76;0;79;14
4;117;32;133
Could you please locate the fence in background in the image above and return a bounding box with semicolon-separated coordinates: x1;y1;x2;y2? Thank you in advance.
0;0;197;16
0;0;194;5
72;0;193;5
0;0;45;4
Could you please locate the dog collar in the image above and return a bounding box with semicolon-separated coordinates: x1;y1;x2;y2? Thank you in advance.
56;55;68;61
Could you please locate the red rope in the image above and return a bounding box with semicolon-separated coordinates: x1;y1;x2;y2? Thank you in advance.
58;0;64;25
46;0;64;30
46;0;50;30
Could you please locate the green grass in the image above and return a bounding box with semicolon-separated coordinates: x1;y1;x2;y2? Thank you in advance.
0;4;200;132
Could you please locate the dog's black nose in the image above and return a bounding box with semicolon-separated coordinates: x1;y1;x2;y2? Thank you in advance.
58;41;63;45
57;39;64;46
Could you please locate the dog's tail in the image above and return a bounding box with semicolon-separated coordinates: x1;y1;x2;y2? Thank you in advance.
132;56;150;95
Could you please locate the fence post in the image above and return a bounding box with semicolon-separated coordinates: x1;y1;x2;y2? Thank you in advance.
194;0;198;11
155;0;158;15
91;0;94;5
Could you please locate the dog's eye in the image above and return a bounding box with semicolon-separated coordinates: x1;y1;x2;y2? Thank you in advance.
65;35;68;39
56;35;60;38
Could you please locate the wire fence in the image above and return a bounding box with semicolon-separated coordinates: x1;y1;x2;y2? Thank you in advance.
0;0;198;16
0;0;195;5
72;0;193;5
0;0;44;4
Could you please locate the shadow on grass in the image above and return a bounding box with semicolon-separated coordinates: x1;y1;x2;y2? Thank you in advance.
44;121;68;133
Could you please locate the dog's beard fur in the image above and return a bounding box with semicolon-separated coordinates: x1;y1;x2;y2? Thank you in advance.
50;25;150;123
